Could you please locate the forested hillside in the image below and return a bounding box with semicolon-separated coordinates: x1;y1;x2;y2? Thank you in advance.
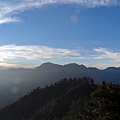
0;77;120;120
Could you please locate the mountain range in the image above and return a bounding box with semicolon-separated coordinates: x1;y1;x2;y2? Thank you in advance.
0;62;120;109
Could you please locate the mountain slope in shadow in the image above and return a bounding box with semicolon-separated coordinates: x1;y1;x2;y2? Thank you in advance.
0;62;119;102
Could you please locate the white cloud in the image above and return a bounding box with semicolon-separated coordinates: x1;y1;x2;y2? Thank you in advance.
0;17;19;24
0;45;120;68
0;0;119;24
94;47;120;62
0;44;81;62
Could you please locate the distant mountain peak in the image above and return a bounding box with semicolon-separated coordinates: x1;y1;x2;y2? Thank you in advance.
35;62;87;69
79;64;87;68
63;63;87;70
64;63;78;66
105;67;118;70
35;62;62;70
104;67;120;72
41;62;55;66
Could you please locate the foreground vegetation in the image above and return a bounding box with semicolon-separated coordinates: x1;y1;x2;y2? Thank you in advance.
0;77;120;120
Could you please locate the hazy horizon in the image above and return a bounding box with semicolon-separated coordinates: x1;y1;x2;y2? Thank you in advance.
0;62;120;70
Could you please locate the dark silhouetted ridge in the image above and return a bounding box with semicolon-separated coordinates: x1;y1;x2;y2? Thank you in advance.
0;78;120;120
35;62;62;70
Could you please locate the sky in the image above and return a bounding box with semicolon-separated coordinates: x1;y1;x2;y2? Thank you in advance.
0;0;120;69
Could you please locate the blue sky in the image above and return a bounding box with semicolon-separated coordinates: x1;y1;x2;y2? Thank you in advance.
0;0;120;69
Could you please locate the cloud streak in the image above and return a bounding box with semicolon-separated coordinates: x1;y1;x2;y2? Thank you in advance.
0;44;81;62
0;0;119;24
0;45;120;68
94;47;120;62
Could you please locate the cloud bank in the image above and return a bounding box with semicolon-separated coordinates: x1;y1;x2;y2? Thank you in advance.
0;44;120;64
0;44;81;62
0;45;120;68
0;0;119;24
94;47;120;62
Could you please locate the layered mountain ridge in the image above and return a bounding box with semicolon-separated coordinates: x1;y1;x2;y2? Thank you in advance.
0;62;120;108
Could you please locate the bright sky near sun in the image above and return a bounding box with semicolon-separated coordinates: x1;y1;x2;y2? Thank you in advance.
0;0;120;69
